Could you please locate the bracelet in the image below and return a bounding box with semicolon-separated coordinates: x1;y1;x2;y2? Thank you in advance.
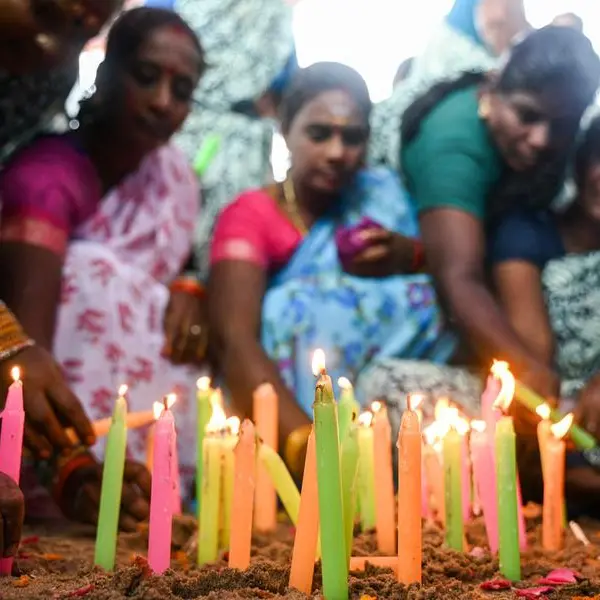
411;239;426;272
169;277;206;299
52;446;96;512
284;424;313;481
0;302;35;361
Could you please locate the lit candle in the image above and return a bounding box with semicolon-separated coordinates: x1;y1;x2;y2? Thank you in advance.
147;397;176;574
337;377;358;443
397;394;422;585
443;411;464;551
165;394;181;515
253;382;279;532
542;414;572;551
340;423;359;564
94;385;128;571
228;419;256;570
196;376;213;519
220;416;241;550
312;349;348;600
470;420;498;553
289;428;319;594
258;440;301;526
481;372;501;434
356;411;376;531
198;393;226;565
0;367;25;576
372;400;396;555
492;367;521;581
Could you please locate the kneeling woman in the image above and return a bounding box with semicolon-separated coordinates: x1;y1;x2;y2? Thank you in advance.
209;62;455;449
0;8;206;519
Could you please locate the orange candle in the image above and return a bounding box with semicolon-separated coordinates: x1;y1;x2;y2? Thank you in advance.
371;401;395;554
397;395;422;585
228;420;256;570
542;414;572;551
67;409;155;444
253;382;279;532
289;429;319;594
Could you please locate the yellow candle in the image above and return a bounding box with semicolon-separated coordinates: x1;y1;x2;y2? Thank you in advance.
356;411;376;531
220;416;241;550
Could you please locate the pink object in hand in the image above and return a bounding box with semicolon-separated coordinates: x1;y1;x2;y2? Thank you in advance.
335;216;384;269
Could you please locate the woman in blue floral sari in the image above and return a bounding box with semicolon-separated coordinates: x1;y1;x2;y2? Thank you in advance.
208;62;458;454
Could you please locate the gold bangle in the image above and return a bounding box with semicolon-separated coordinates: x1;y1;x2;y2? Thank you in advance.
284;424;313;480
0;303;34;361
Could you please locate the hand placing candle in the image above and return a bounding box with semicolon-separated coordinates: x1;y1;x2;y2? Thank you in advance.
542;413;572;551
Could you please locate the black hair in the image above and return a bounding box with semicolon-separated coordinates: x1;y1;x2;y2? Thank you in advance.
553;12;584;33
574;116;600;190
280;62;371;134
78;7;204;122
402;26;600;147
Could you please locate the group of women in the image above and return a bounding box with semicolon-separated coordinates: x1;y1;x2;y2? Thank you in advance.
1;0;600;559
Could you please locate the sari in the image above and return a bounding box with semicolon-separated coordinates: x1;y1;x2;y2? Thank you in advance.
213;168;456;415
0;136;201;499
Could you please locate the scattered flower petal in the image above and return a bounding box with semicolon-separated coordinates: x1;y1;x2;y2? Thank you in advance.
480;578;512;590
19;536;39;546
11;575;29;588
65;585;95;598
40;553;64;561
514;587;554;598
469;546;486;558
538;568;581;585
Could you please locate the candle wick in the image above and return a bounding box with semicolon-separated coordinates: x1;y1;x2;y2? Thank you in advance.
407;396;412;412
163;396;169;411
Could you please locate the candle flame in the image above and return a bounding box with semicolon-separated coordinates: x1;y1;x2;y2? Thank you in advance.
153;401;164;420
358;411;373;427
471;420;486;433
196;376;211;392
550;413;573;440
164;393;177;409
226;416;241;436
312;349;326;376
337;376;352;390
408;393;424;411
536;403;551;420
10;367;20;383
206;390;227;433
371;400;383;414
490;360;515;412
434;397;450;421
423;420;448;445
118;384;128;397
455;417;471;436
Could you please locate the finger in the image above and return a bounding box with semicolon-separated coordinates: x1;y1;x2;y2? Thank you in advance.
23;423;52;460
124;461;152;499
121;483;150;522
358;228;390;243
77;483;100;525
162;303;179;355
47;380;95;446
171;319;193;364
27;391;73;451
353;245;389;264
1;487;24;557
181;327;205;365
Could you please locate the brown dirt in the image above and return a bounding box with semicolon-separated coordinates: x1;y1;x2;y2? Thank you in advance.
1;512;599;600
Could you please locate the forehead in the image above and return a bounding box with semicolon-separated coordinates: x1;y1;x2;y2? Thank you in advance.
295;89;365;125
136;26;201;75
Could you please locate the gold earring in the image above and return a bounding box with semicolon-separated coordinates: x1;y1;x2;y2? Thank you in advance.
478;95;491;119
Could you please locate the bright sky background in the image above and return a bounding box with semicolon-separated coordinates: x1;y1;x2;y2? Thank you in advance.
294;0;600;102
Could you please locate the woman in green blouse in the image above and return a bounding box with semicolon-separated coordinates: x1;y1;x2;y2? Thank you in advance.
402;26;600;413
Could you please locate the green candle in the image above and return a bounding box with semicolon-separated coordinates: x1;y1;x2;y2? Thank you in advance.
313;352;348;600
495;416;521;581
337;377;358;443
514;381;596;450
196;377;214;519
193;134;221;177
443;425;463;551
94;390;128;571
356;413;376;531
340;423;359;564
198;433;223;565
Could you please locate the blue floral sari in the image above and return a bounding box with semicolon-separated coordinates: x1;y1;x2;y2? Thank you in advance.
260;168;456;414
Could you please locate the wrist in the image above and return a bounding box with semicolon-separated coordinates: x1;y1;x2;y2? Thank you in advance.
410;239;425;272
169;276;206;299
51;446;96;513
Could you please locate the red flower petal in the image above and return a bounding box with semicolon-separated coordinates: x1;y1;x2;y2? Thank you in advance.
514;587;554;598
538;568;581;585
480;579;512;590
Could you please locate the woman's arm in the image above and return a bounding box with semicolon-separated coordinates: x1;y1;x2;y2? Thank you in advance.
493;261;554;365
208;261;310;450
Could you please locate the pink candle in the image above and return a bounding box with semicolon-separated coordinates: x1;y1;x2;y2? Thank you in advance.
147;400;176;574
470;422;498;553
482;374;501;435
0;368;25;575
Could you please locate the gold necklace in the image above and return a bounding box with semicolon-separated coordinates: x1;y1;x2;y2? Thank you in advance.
282;176;308;235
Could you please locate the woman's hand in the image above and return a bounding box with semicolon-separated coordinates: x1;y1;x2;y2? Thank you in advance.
575;374;600;442
0;473;24;558
343;228;419;278
162;287;208;366
61;459;151;532
3;346;95;458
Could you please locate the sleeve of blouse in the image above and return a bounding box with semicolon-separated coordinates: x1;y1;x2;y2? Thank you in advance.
210;191;270;268
0;150;77;256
